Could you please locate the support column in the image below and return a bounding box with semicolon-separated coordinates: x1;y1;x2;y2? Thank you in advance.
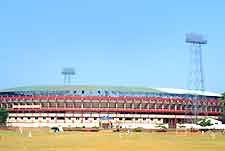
90;101;93;108
64;100;67;124
31;100;34;124
81;100;84;123
72;111;75;124
73;102;75;108
56;101;58;124
139;102;142;123
47;100;49;124
115;102;118;126
107;102;110;108
64;112;66;123
98;102;101;109
81;102;84;109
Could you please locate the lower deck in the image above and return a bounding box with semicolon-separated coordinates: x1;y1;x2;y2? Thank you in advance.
7;112;219;128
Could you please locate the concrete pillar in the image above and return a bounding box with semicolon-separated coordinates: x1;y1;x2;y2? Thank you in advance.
206;105;208;112
64;112;66;123
56;101;58;108
90;101;93;108
200;106;203;112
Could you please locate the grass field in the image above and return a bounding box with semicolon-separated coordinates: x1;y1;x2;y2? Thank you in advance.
0;129;225;151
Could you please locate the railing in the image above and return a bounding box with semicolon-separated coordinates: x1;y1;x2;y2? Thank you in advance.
12;104;41;109
0;95;220;104
7;107;221;115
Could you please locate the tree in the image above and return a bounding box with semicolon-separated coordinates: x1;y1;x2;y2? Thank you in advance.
0;108;8;126
220;92;225;123
221;92;225;101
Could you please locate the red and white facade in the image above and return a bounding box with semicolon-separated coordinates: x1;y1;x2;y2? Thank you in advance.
0;95;222;128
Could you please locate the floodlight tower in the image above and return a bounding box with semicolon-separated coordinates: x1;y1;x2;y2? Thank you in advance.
61;68;75;85
185;33;207;123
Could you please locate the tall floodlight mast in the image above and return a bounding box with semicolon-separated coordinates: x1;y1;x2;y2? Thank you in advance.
61;68;75;85
185;33;207;123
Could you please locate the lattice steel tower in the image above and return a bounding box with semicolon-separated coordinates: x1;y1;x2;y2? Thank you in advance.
185;33;207;123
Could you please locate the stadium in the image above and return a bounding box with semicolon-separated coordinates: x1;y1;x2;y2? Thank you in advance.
0;85;222;129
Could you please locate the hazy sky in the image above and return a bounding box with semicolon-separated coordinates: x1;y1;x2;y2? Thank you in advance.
0;0;224;93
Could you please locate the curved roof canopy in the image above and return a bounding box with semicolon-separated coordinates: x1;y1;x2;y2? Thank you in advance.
0;85;222;97
0;85;161;93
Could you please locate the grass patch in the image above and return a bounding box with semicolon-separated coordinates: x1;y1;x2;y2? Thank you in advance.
0;130;224;151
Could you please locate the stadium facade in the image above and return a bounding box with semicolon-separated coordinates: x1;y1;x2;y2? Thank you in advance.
0;85;222;128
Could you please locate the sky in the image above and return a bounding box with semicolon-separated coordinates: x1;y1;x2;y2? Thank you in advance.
0;0;225;93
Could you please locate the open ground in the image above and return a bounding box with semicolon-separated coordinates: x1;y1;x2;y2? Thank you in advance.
0;129;225;151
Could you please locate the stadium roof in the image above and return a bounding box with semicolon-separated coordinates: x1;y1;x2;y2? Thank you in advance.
0;85;161;93
155;88;222;97
0;85;222;97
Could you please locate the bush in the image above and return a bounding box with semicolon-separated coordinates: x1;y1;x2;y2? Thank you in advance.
134;127;142;132
156;124;167;129
50;127;60;132
199;119;213;127
92;126;99;129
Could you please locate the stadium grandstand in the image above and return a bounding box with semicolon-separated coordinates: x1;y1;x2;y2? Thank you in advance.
0;85;222;128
